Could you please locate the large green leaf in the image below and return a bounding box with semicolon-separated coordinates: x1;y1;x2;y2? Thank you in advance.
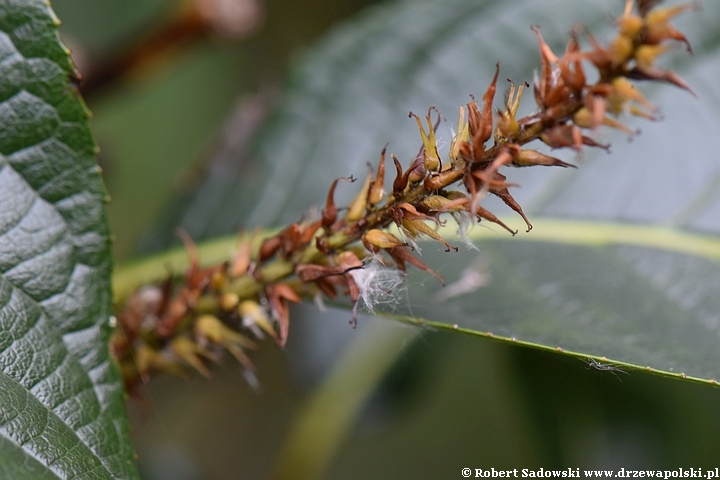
393;221;720;383
136;0;720;383
0;1;137;478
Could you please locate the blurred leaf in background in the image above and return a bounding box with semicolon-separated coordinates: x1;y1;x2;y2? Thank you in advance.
53;0;383;260
53;0;720;478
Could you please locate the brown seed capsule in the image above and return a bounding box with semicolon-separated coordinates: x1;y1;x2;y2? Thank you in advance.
531;26;562;107
424;168;463;191
489;173;533;232
346;168;372;222
196;314;256;349
403;150;426;185
559;35;586;93
629;64;695;95
449;106;469;163
369;146;387;206
259;235;281;262
156;291;194;339
209;268;228;290
541;124;586;151
362;229;407;250
617;0;644;38
316;236;330;254
469;63;499;155
495;78;527;141
634;44;669;71
514;149;576;168
296;263;347;282
410;109;441;172
406;219;456;252
177;228;214;291
609;33;634;65
421;195;456;212
322;177;353;231
315;277;339;299
238;300;277;340
476;206;518;236
644;3;695;52
278;224;302;257
267;283;301;347
392;154;407;194
171;336;213;379
299;219;322;247
574;106;634;136
218;292;240;311
337;251;364;271
230;234;253;277
392;203;440;229
608;77;655;116
195;314;257;371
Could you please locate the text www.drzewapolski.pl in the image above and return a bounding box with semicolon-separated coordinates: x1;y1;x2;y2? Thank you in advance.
461;468;719;479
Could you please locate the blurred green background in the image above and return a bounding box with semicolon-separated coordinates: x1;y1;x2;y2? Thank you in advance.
52;0;720;478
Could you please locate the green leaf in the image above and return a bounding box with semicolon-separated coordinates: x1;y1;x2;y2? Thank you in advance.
137;0;720;382
390;220;720;384
0;1;137;478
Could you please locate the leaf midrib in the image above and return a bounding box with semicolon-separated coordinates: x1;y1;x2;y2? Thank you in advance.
113;217;720;306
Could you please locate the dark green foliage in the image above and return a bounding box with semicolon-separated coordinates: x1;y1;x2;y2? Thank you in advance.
0;1;137;477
